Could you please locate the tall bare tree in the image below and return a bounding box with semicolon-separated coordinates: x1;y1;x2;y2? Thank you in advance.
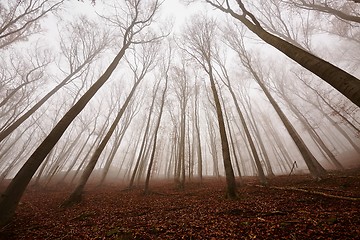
181;16;237;198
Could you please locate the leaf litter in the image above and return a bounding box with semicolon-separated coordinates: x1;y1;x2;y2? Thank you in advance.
0;169;359;239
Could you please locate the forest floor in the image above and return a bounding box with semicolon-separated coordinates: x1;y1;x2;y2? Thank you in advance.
1;168;360;239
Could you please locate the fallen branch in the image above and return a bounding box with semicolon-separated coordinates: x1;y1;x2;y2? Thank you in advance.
271;186;360;201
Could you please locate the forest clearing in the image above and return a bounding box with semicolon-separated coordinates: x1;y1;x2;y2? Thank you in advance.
1;168;359;239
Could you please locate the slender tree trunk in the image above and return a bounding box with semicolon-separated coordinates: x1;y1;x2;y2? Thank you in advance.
71;117;111;185
60;132;92;183
206;115;220;178
223;105;243;181
98;116;133;186
244;103;274;177
177;103;187;189
194;90;203;181
258;77;326;178
144;77;168;194
282;95;344;170
232;38;326;178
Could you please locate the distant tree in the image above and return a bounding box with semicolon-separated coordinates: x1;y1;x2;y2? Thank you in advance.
0;45;52;136
193;81;204;181
214;51;268;185
98;91;142;186
171;63;192;189
270;75;345;170
128;70;160;190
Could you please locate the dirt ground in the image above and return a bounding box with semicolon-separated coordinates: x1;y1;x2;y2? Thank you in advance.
1;169;360;239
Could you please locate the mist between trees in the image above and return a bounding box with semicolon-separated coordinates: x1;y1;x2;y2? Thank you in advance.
0;0;359;225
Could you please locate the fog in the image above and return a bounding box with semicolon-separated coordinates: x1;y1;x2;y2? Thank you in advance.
0;0;360;224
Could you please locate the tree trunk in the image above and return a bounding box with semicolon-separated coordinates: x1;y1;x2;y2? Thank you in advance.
207;67;237;198
194;88;203;181
282;95;344;170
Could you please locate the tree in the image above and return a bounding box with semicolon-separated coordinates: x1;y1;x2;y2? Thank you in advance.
98;91;142;186
181;16;237;198
193;81;204;181
270;74;345;170
128;70;161;189
203;0;360;107
0;0;161;225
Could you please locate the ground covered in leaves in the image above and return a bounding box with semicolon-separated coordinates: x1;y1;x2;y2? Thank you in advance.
1;169;360;239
